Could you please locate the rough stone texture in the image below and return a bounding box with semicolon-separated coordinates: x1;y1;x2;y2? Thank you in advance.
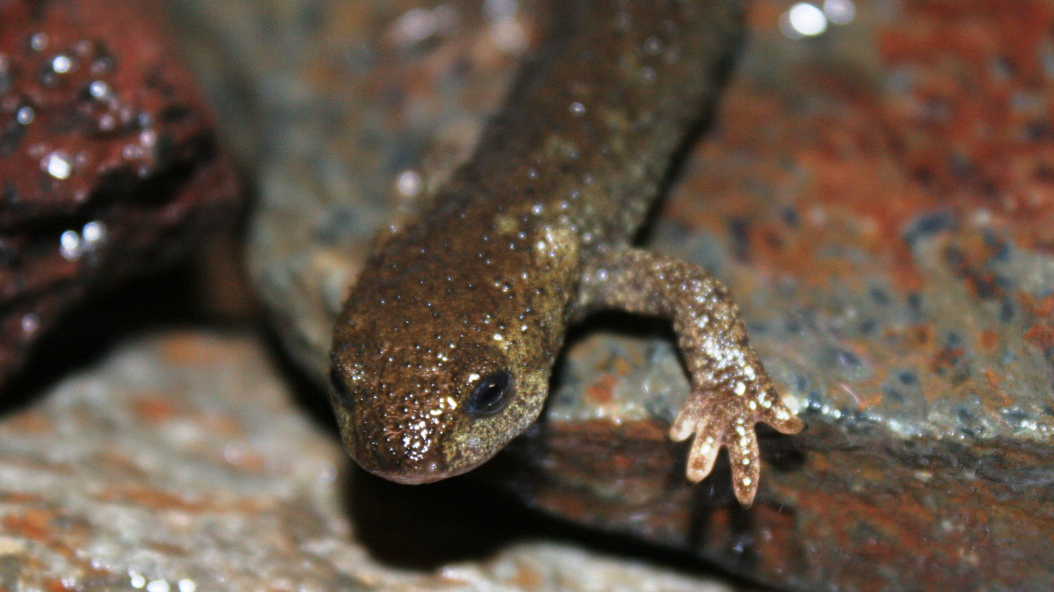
0;331;735;592
175;0;1054;590
0;0;240;387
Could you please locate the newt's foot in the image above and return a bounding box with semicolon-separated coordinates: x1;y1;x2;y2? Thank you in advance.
670;386;803;507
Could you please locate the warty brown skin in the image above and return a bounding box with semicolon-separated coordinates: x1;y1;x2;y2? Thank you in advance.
330;0;803;507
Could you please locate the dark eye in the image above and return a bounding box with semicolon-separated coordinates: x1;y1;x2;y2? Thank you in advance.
329;368;353;408
466;371;512;416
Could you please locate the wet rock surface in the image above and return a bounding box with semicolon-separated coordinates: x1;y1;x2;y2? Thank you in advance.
0;0;240;387
104;0;1054;591
0;331;736;592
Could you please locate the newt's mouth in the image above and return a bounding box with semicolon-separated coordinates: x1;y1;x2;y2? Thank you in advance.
350;445;488;484
359;459;479;485
347;427;493;485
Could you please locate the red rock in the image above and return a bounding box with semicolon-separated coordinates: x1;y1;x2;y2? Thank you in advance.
0;0;240;386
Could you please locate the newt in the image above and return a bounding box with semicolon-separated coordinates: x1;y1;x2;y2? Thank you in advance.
329;0;803;507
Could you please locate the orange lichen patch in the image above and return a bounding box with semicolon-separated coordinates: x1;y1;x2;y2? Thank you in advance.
0;492;42;504
1024;324;1054;351
95;486;269;515
583;374;619;406
901;325;935;348
508;565;544;589
978;370;1017;411
93;450;149;479
148;541;189;557
930;347;966;374
131;396;177;423
96;486;208;512
159;332;225;365
3;509;54;541
1019;292;1054;351
671;0;1054;295
7;412;52;433
983;369;1003;392
978;330;999;351
1020;292;1054;318
200;414;245;438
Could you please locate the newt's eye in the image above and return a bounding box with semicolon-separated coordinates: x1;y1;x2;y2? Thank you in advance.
467;370;512;416
329;368;353;408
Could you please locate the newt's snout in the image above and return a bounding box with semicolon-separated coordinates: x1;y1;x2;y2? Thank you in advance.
345;412;466;485
350;438;485;485
328;348;514;485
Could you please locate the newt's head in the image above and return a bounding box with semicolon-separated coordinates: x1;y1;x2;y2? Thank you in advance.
329;328;548;484
328;229;572;484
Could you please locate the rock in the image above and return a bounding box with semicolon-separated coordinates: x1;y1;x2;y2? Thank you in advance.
0;0;240;387
174;0;1054;590
0;331;735;592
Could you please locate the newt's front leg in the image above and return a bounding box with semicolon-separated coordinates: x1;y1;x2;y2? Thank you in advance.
576;248;804;507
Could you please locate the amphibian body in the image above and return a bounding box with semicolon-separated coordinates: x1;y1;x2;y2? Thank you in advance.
330;0;803;507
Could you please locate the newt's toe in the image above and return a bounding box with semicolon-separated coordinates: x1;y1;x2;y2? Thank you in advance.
671;386;801;508
672;405;723;483
726;414;762;507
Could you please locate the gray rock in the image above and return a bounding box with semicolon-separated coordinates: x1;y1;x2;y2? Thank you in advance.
0;331;736;591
